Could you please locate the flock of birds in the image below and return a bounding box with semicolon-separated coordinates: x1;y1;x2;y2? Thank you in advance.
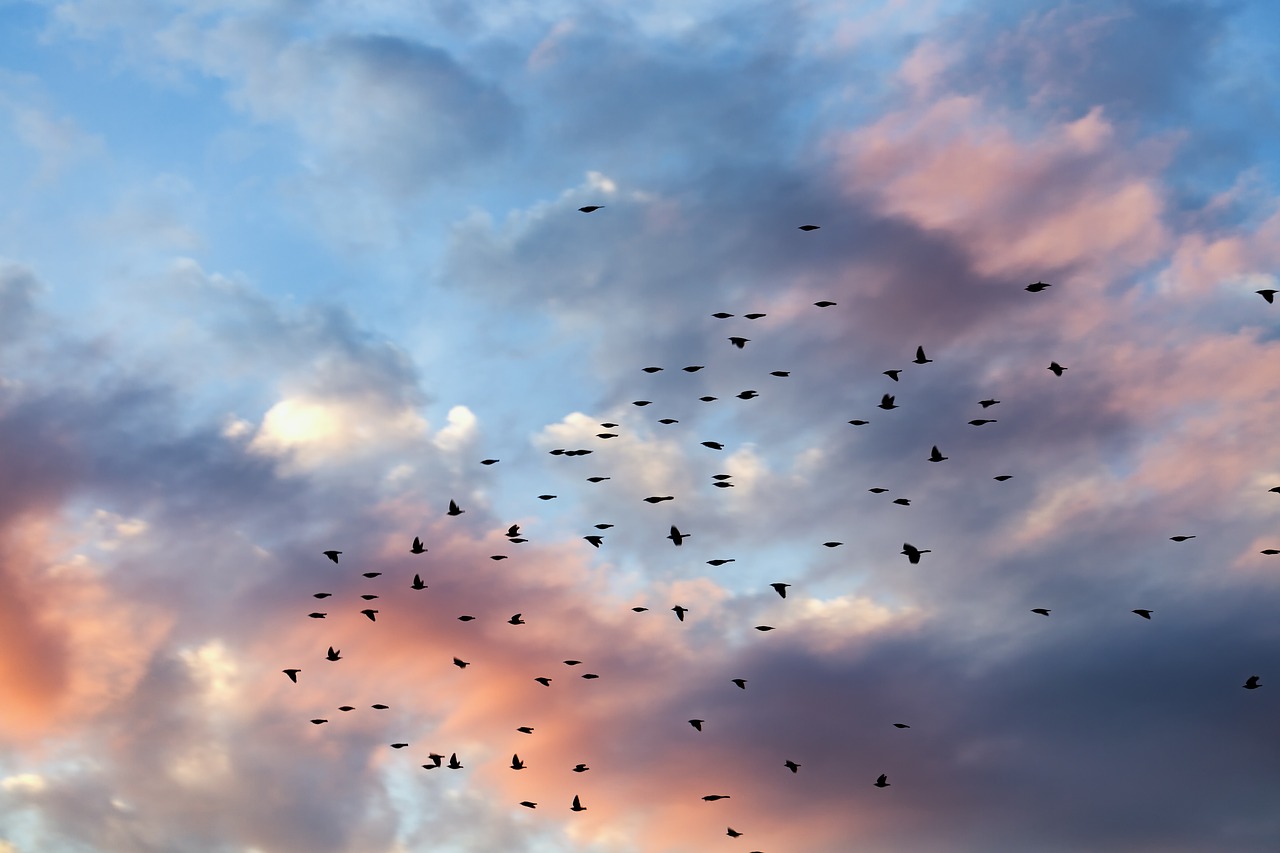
276;208;1274;850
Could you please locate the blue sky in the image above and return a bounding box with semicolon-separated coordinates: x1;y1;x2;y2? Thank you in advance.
1;1;1278;851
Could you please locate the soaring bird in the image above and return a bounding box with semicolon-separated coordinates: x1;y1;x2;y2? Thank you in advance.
884;369;901;381
508;614;525;625
848;419;869;425
410;537;426;554
928;445;948;462
311;719;327;725
699;396;718;402
480;458;499;465
913;346;932;364
360;594;378;600
798;224;820;231
893;723;911;728
506;524;520;538
702;795;731;802
641;366;663;373
453;657;469;669
447;499;463;516
308;612;327;619
573;764;590;772
457;615;475;622
411;574;426;590
823;541;843;548
755;625;775;632
712;312;734;318
1048;361;1067;376
313;592;332;598
447;753;462;769
1132;609;1153;619
1243;675;1261;689
727;828;743;838
362;571;381;578
672;605;688;621
520;801;537;809
578;205;604;213
878;394;897;410
390;743;409;749
969;419;997;426
874;774;890;788
323;550;341;563
360;609;378;622
979;399;1000;408
283;669;300;683
737;390;759;399
901;543;931;564
994;475;1013;481
668;525;689;546
731;678;747;689
1031;608;1051;616
571;795;587;812
517;726;534;734
784;760;800;773
1026;281;1051;292
326;647;341;661
814;300;837;307
511;754;525;770
1261;549;1280;555
743;312;766;320
534;677;552;686
371;704;389;710
728;337;750;349
1170;535;1196;542
338;706;354;712
770;582;790;598
771;370;790;377
702;441;725;450
584;535;604;548
586;476;610;483
868;487;889;493
689;719;704;731
707;559;735;566
644;496;674;504
1257;289;1276;303
683;365;705;372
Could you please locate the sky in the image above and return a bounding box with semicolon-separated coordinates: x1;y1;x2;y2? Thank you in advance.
0;0;1278;851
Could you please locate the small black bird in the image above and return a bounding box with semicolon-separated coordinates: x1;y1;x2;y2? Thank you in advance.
578;205;604;213
868;487;889;493
1132;609;1153;619
892;498;911;506
508;614;525;625
707;559;735;566
771;370;790;377
901;543;931;564
642;495;669;505
712;312;735;318
633;400;652;406
814;300;837;307
755;625;775;632
584;535;604;548
283;669;300;682
702;795;730;802
411;574;426;590
511;754;525;770
969;419;997;426
668;525;689;545
520;801;537;808
447;499;463;516
874;774;890;788
928;445;948;462
913;346;932;364
727;828;743;838
848;419;869;425
1031;608;1050;615
672;605;688;621
586;476;610;482
784;760;800;773
311;719;327;725
1243;675;1261;689
1170;535;1196;542
728;337;749;349
994;475;1013;481
642;366;663;373
683;365;705;372
1026;281;1051;292
535;677;552;686
572;764;589;772
884;370;901;381
453;657;469;669
699;396;718;402
323;550;341;563
702;441;725;450
371;704;389;709
878;394;897;410
1257;289;1276;303
731;678;747;689
771;582;790;598
979;398;1000;408
823;541;843;548
480;458;499;465
390;743;408;749
339;706;354;712
410;537;426;554
447;753;462;769
893;723;911;728
362;572;381;578
689;719;704;731
457;615;475;622
743;313;766;320
571;795;586;812
313;592;332;598
308;612;326;619
798;225;820;231
326;647;341;661
360;609;378;622
737;390;759;399
1048;361;1066;376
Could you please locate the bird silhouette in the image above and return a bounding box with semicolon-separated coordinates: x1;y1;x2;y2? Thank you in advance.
371;704;389;710
1048;361;1067;376
447;753;462;769
584;535;604;548
326;647;341;661
308;612;327;619
339;706;354;712
728;337;750;349
578;205;603;212
390;743;408;749
586;476;611;483
814;300;837;307
453;657;469;668
928;445;948;462
520;801;537;808
573;764;589;772
689;719;704;731
884;369;901;381
874;774;890;787
771;370;790;377
1132;609;1153;619
702;795;731;801
360;594;378;600
447;500;463;516
823;541;842;548
979;398;1000;408
668;525;689;545
731;678;747;689
323;550;341;563
913;346;932;364
508;614;525;625
893;723;911;728
480;458;499;465
1031;608;1051;615
511;754;525;770
1257;289;1276;303
901;543;931;564
457;615;475;622
727;828;743;838
743;313;767;320
969;419;997;426
699;396;718;402
771;582;790;598
712;312;735;318
848;419;869;425
535;677;552;686
892;498;911;506
641;366;663;373
360;609;378;622
1243;675;1260;689
868;487;889;493
737;390;759;399
1261;549;1279;555
1026;281;1051;292
755;625;775;632
313;592;332;599
673;605;688;621
702;441;725;450
994;475;1013;481
411;574;426;590
707;559;735;566
505;524;520;538
283;669;300;682
410;537;426;554
644;496;674;504
1170;535;1196;542
798;224;820;231
878;394;897;410
362;571;381;578
784;760;800;773
683;365;705;372
311;719;327;725
571;795;586;811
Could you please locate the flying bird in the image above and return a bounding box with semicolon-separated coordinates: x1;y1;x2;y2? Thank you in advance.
511;754;525;770
390;743;408;749
573;764;589;772
371;704;389;709
360;594;378;600
771;582;790;598
969;419;997;426
326;647;341;661
884;369;901;381
731;678;747;689
868;487;889;493
447;500;463;516
683;365;705;372
520;801;537;809
901;543;931;564
360;609;378;622
1031;608;1051;616
563;660;582;665
1048;361;1067;376
702;795;731;802
1132;609;1153;619
1261;549;1279;555
668;525;689;545
979;399;1000;408
928;445;948;462
338;706;354;712
453;657;469;669
311;719;327;725
632;606;649;612
913;346;932;364
712;312;734;318
728;337;749;349
707;559;735;566
508;614;525;625
689;719;704;731
784;760;800;773
1257;289;1276;303
571;795;586;812
823;541;842;548
771;370;790;377
893;723;911;728
538;494;557;500
584;536;604;548
743;313;767;320
641;366;663;373
323;550;341;563
535;677;552;686
814;300;837;307
447;753;462;769
892;498;911;506
672;605;688;621
755;625;775;632
578;205;604;213
313;592;332;598
1170;535;1196;542
1243;675;1260;689
586;476;610;483
699;396;718;402
878;394;897;410
283;669;300;682
874;774;890;788
994;475;1013;481
506;524;520;538
737;390;759;399
308;612;327;619
798;224;820;231
480;458;499;465
1026;281;1052;292
410;537;426;554
848;419;869;425
727;828;743;838
411;574;426;590
362;572;381;578
702;441;725;450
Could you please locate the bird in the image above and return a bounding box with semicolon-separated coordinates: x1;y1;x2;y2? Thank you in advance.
573;764;589;772
1261;549;1280;555
892;498;911;506
1258;289;1276;303
480;458;499;465
447;499;463;516
508;614;525;625
1243;675;1261;689
586;476;610;483
580;671;597;679
578;205;604;213
978;398;1000;408
814;300;837;307
848;419;869;425
702;441;725;450
410;536;426;554
668;525;689;545
371;704;389;710
390;743;409;749
535;677;552;686
511;754;525;770
506;524;520;538
323;550;341;563
360;609;378;622
672;605;688;621
632;606;649;612
584;535;604;548
712;474;733;480
689;719;704;731
338;706;354;712
699;396;718;402
563;660;582;665
798;224;820;231
457;615;475;622
683;365;705;372
727;828;743;838
893;723;911;728
453;657;469;669
1048;361;1067;376
743;313;767;320
784;760;800;773
641;366;663;373
644;496;674;504
913;346;932;364
770;370;790;377
571;795;586;812
707;559;735;566
308;612;327;619
411;574;426;590
884;369;901;381
426;753;443;768
771;582;790;598
928;445;948;462
1270;487;1280;493
823;541;843;548
326;647;341;661
731;678;747;689
994;475;1013;481
711;312;734;318
520;801;537;809
362;571;381;578
755;625;775;632
538;494;557;500
901;543;931;564
312;592;332;599
728;337;749;349
868;487;889;493
1026;281;1052;292
702;795;731;801
360;594;379;600
737;390;759;399
310;719;327;725
1170;535;1196;542
874;774;890;787
969;419;997;426
878;394;897;410
1132;609;1153;619
283;669;300;683
447;753;462;769
1031;608;1051;615
595;523;614;529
